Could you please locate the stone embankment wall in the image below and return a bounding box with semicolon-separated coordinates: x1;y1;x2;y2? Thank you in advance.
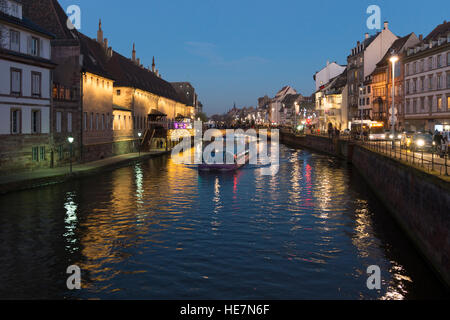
281;132;450;288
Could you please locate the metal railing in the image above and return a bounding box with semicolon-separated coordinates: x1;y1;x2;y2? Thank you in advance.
354;138;449;177
293;130;449;177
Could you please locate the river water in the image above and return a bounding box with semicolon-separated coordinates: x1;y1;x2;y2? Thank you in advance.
0;144;447;299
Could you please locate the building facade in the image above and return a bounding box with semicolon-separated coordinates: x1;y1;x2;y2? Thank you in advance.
347;22;398;124
0;0;56;173
370;33;420;130
403;21;450;132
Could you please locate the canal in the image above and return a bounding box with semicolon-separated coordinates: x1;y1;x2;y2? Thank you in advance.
0;144;447;299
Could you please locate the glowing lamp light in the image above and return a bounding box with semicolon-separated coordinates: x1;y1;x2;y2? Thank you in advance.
68;137;74;144
389;56;399;63
138;132;142;138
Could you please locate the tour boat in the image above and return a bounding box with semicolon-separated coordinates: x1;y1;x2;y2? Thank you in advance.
198;149;250;172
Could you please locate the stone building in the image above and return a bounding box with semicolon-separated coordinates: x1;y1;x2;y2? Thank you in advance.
0;0;56;173
403;21;450;132
21;0;193;164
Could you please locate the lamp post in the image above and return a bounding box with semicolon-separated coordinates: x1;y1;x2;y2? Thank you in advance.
359;86;364;140
390;55;399;149
68;137;74;174
138;132;142;157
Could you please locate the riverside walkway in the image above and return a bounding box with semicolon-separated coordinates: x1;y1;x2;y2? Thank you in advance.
0;150;168;194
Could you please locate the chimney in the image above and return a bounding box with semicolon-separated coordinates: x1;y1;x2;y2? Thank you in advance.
97;19;103;44
365;33;369;39
156;69;159;77
137;58;140;66
132;43;136;62
384;21;389;30
419;34;423;41
104;38;108;49
107;47;113;58
152;56;156;73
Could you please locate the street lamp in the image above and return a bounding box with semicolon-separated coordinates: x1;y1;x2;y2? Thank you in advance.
68;137;74;174
390;55;399;148
359;86;364;140
137;132;142;157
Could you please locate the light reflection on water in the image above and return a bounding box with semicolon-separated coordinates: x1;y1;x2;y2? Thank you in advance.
0;145;447;299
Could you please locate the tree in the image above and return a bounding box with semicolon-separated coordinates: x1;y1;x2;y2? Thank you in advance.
195;112;208;123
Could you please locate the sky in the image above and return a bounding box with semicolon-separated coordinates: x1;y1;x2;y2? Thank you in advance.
58;0;450;115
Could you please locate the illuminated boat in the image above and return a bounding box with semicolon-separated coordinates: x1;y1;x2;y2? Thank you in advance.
198;149;250;172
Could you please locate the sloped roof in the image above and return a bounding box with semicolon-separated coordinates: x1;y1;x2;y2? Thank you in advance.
21;0;75;39
78;32;114;80
424;21;450;42
106;52;187;104
376;33;414;68
281;94;303;107
0;10;55;38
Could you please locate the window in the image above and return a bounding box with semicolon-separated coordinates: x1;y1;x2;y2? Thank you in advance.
67;112;72;133
428;76;433;90
437;55;442;68
116;90;121;96
367;86;371;94
438;97;442;111
83;112;87;131
421;98;425;111
447;73;450;89
90;113;93;130
32;147;39;162
29;37;40;56
428;57;433;70
448;52;450;66
448;96;450;111
56;112;62;133
11;109;21;134
366;98;370;105
40;146;46;161
31;110;41;134
437;74;442;89
58;145;64;161
31;72;41;97
413;100;417;113
96;113;99;130
11;68;21;95
10;30;20;51
106;113;110;129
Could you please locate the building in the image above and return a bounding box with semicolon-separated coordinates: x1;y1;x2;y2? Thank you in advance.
314;61;346;92
0;0;56;173
22;0;193;164
171;82;199;116
269;86;297;126
280;93;303;128
370;33;420;129
315;70;348;131
403;21;450;132
347;22;398;124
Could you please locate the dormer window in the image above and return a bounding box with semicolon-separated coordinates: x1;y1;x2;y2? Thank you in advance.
10;1;19;17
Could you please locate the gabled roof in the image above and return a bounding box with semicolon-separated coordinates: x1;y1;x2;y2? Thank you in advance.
424;21;450;42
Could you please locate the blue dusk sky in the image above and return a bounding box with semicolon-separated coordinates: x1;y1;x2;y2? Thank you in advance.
58;0;449;115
